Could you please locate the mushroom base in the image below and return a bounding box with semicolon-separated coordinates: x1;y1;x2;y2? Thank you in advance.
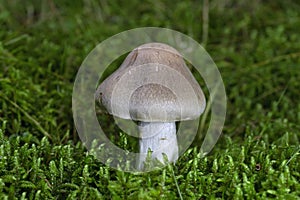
137;122;178;169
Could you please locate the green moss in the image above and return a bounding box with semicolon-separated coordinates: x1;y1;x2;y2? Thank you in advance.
0;0;299;199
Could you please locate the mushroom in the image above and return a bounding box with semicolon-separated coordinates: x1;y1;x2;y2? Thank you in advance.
96;43;206;169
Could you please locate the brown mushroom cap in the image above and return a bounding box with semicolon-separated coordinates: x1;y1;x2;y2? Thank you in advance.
96;43;206;122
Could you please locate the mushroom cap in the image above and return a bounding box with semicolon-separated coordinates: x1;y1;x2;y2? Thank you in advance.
96;43;206;122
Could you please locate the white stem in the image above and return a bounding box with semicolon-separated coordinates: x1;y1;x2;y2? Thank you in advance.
137;122;178;169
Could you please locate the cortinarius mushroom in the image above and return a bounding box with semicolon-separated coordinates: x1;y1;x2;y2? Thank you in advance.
96;43;205;169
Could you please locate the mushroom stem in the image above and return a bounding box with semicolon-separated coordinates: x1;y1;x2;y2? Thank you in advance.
137;122;178;169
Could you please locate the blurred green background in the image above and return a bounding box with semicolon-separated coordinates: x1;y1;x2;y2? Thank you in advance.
0;0;299;199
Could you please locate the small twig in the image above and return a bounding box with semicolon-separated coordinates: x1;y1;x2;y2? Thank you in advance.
255;81;290;145
286;146;300;166
198;79;221;142
171;165;183;200
4;34;29;46
39;175;52;188
1;94;52;140
275;78;291;107
248;51;300;69
202;0;209;47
